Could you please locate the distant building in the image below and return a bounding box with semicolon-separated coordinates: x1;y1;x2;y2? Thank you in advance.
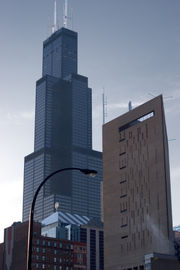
42;211;104;270
0;243;4;270
174;225;180;232
22;26;102;223
103;96;177;270
1;221;86;270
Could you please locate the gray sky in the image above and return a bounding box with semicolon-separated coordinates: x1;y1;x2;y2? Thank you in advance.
0;0;180;242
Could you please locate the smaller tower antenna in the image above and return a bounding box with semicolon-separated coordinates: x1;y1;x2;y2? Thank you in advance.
63;0;68;28
128;101;132;111
70;7;74;30
52;0;58;33
102;89;107;125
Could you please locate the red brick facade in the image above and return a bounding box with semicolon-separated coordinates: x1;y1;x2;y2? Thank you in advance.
1;222;86;270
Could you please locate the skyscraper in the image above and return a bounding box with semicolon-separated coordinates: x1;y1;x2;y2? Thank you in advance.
103;96;174;270
22;26;102;222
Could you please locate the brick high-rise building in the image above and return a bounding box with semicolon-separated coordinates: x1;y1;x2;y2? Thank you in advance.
103;95;175;270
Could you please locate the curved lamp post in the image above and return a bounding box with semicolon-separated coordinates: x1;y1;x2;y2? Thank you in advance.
26;167;97;270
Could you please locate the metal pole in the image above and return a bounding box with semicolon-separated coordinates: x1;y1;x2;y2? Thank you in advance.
26;167;97;270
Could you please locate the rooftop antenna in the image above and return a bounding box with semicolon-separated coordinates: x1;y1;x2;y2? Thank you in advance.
63;0;68;28
148;92;173;100
52;0;58;33
102;89;107;125
70;7;73;30
128;101;132;111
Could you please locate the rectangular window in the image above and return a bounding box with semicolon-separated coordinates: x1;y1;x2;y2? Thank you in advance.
121;235;128;239
119;111;154;132
121;224;128;228
120;209;127;213
119;152;126;156
120;194;127;198
120;180;126;184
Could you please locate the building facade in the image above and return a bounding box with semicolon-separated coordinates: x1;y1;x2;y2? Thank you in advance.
103;96;174;270
41;211;104;270
1;221;86;270
22;27;102;222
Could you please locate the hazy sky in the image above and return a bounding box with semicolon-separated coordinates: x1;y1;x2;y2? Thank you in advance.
0;0;180;242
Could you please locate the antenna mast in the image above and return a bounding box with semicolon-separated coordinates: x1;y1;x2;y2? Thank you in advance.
52;0;58;33
128;101;132;111
102;90;107;125
63;0;68;28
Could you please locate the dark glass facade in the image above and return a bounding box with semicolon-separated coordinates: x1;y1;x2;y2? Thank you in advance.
22;27;102;222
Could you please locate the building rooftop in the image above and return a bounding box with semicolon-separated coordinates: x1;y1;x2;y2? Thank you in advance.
42;211;90;226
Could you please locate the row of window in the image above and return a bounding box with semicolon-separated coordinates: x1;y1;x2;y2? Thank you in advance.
36;239;73;250
34;264;72;270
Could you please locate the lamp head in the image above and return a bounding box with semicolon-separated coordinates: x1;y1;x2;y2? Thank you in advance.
80;169;97;177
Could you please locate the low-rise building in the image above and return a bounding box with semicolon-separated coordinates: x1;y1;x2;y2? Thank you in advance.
42;211;104;270
1;221;86;270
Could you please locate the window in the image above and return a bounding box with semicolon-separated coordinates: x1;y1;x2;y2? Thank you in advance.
36;239;40;245
42;248;46;253
119;111;154;132
42;240;46;246
120;180;126;184
78;253;82;259
54;242;57;247
54;258;57;263
36;247;39;252
59;243;63;248
48;241;51;247
120;209;127;213
121;235;128;239
42;256;45;261
120;194;127;198
42;264;45;269
121;224;128;228
36;263;39;269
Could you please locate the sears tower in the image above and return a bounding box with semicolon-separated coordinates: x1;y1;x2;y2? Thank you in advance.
22;2;102;222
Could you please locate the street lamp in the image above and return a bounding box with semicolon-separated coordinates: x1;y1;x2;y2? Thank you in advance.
26;167;97;270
